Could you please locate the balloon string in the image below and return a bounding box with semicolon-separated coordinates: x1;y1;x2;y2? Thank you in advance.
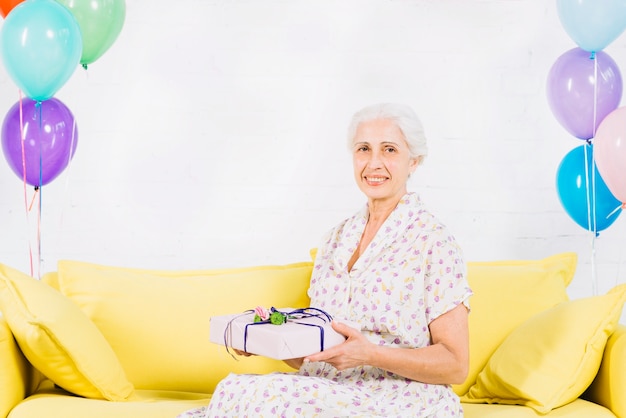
28;189;38;211
37;143;43;279
591;57;598;296
25;188;42;279
591;146;597;237
591;56;598;236
592;52;598;138
582;144;598;295
618;212;626;289
38;190;42;279
590;52;599;296
18;91;35;277
591;144;598;298
582;144;593;233
590;230;597;296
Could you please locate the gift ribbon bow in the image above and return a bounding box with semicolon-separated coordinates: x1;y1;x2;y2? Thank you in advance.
223;307;334;360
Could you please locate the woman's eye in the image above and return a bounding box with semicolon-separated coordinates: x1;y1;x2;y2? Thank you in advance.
385;147;397;153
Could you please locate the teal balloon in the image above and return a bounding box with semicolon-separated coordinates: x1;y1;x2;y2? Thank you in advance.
557;0;626;52
556;144;622;233
0;0;82;101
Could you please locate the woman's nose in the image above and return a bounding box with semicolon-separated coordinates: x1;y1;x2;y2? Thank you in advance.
366;150;383;168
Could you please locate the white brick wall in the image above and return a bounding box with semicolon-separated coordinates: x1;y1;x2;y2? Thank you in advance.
0;0;624;321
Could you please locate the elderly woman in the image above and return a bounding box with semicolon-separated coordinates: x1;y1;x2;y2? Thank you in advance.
179;103;472;417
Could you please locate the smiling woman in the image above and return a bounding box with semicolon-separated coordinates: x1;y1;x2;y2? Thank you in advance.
347;104;429;270
178;103;472;418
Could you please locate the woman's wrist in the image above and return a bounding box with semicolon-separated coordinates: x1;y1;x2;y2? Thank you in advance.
362;340;381;369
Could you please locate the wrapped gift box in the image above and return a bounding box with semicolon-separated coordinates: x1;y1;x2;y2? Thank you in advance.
209;307;359;360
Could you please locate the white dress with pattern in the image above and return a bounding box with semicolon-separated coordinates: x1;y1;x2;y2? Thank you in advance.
178;193;472;418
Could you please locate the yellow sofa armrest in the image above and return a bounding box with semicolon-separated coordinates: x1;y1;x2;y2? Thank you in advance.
0;314;41;418
584;324;626;418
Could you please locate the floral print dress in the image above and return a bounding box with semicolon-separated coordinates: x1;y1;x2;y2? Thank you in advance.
178;192;472;418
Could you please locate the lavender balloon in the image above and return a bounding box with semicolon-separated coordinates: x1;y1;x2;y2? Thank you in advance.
2;98;78;187
546;48;623;140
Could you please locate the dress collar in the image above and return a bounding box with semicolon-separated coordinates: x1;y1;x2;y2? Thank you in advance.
344;192;423;272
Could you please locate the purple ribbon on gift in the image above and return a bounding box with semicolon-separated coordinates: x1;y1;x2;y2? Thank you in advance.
223;307;334;360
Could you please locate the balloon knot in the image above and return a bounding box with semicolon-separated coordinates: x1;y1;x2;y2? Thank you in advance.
82;63;88;70
589;51;596;60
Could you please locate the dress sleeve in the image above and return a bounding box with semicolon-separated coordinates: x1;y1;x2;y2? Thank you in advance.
422;227;472;324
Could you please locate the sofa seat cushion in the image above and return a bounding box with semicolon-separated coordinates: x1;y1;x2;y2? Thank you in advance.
454;252;577;395
463;284;626;413
8;382;616;418
0;264;134;401
55;260;313;393
8;380;211;418
463;399;616;418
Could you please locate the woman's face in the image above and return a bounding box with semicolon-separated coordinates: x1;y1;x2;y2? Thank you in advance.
352;118;419;205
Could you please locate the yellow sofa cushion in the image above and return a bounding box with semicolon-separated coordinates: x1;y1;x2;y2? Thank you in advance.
0;263;134;401
8;380;211;418
0;315;28;418
454;252;577;395
56;260;313;393
463;284;626;413
462;398;617;418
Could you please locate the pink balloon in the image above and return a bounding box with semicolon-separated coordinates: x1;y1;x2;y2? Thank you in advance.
594;106;626;202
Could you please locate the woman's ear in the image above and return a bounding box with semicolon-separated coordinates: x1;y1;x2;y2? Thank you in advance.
410;156;422;170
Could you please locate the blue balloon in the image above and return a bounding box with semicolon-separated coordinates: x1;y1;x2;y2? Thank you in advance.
0;0;82;101
557;0;626;52
556;144;622;233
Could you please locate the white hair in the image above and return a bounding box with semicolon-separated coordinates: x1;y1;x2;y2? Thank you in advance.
346;103;428;164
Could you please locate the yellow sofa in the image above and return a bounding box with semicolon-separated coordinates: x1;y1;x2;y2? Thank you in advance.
0;252;624;418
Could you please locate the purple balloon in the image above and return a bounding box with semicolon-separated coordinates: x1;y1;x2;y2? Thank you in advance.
546;48;623;140
2;98;78;187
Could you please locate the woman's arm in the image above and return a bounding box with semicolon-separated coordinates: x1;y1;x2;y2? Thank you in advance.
304;303;469;385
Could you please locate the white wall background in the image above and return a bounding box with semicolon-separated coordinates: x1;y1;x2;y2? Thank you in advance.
0;0;625;322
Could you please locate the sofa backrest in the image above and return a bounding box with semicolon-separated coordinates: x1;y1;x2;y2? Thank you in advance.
49;260;313;394
45;252;577;396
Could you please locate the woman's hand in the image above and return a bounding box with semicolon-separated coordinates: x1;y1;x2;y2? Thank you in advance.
303;320;373;370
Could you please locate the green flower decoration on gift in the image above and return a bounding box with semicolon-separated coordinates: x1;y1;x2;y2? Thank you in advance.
269;310;287;325
253;306;288;325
